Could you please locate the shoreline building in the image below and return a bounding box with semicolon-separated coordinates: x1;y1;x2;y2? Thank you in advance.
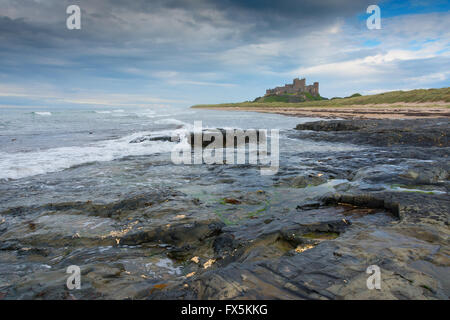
265;78;319;96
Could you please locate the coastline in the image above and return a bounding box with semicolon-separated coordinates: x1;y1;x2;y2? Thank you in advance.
151;117;449;299
1;110;449;299
192;104;450;119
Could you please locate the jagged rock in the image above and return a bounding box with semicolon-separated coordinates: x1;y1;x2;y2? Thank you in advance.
294;119;450;147
278;175;327;188
188;128;266;148
296;120;364;131
400;166;448;184
121;220;225;247
213;233;237;257
223;198;241;205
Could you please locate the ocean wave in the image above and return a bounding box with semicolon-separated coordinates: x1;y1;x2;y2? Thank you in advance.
32;112;52;116
93;109;125;115
154;118;187;126
136;110;196;119
0;131;176;180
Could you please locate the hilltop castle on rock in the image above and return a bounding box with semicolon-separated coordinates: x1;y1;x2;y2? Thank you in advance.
265;78;319;96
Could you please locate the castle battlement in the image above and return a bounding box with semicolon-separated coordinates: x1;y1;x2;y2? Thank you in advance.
265;78;319;96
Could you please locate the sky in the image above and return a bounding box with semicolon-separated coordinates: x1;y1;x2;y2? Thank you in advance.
0;0;449;109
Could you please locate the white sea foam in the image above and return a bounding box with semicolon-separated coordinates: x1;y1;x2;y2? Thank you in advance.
154;258;182;275
139;110;196;119
138;113;157;118
33;112;52;116
154;118;187;126
0;131;176;180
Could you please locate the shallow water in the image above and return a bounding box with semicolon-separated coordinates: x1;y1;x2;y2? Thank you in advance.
0;106;358;205
1;106;446;299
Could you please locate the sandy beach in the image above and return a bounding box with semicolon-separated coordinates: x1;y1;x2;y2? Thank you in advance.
194;104;450;119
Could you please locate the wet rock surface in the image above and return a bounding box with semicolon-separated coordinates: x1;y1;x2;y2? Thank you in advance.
294;118;449;147
187;129;267;149
129;128;266;149
0;118;448;300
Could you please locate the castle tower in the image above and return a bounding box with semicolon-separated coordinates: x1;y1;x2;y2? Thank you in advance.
295;78;306;91
313;82;319;96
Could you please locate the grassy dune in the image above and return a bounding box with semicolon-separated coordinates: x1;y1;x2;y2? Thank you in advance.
192;87;450;109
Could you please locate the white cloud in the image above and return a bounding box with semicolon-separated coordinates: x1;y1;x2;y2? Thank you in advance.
152;70;236;87
0;2;448;101
0;82;187;107
166;80;236;87
407;71;449;84
293;42;449;79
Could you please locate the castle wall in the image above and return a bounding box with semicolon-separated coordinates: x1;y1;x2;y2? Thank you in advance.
265;78;318;97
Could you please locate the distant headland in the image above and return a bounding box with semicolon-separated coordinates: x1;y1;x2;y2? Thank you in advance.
192;86;450;119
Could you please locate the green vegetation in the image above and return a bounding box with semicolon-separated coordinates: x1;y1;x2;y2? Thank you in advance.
304;92;326;101
214;197;270;225
192;87;450;109
302;232;339;240
248;92;326;103
420;285;434;293
246;200;270;218
390;184;436;195
346;93;362;98
257;95;291;103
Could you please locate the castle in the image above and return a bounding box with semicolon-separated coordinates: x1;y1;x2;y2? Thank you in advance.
265;78;319;96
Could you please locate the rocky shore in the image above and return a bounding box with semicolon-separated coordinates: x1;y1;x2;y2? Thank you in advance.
0;118;448;300
151;118;449;299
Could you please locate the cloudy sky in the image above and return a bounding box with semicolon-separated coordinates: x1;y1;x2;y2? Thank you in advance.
0;0;449;108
